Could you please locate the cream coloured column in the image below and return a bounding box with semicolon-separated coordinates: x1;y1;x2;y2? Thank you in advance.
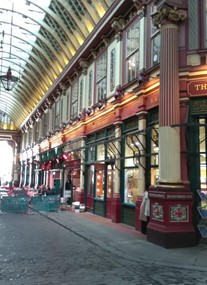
153;5;187;186
147;3;197;248
158;22;181;184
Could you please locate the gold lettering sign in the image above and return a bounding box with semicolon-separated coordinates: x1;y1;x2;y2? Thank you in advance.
188;80;207;96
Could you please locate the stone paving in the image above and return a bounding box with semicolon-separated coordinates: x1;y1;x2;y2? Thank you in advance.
0;211;207;285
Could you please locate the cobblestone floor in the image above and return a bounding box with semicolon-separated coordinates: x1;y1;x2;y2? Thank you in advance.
0;212;206;285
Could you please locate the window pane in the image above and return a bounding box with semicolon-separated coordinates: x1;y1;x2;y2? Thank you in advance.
96;78;107;101
107;165;114;198
151;5;160;66
199;118;207;189
125;135;139;167
151;34;160;65
124;168;139;204
55;100;60;127
126;51;139;83
96;53;107;82
88;70;93;106
110;48;115;92
126;21;139;57
97;144;105;161
79;79;83;111
87;165;94;195
71;81;78;118
96;53;107;101
126;20;139;83
96;167;104;199
150;124;159;186
151;125;159;165
88;146;95;162
151;167;159;186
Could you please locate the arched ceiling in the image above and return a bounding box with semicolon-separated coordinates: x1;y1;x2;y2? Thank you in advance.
0;0;114;130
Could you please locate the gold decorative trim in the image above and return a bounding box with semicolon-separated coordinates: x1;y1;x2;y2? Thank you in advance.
152;4;187;28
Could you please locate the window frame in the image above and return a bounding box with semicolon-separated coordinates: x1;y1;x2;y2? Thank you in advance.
95;51;107;102
124;18;140;84
70;80;79;119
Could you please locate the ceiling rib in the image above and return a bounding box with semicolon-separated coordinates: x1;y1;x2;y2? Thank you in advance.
0;0;113;130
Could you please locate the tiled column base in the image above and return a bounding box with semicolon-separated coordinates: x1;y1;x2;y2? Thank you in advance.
147;187;198;248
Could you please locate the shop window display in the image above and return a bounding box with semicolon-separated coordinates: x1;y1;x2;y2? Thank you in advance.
124;134;140;204
87;165;94;196
95;168;104;199
150;125;159;186
107;165;115;198
124;168;139;204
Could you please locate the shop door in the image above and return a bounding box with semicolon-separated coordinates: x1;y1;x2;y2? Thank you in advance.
86;165;95;211
105;164;115;219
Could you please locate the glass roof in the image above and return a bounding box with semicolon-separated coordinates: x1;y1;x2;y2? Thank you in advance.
0;0;51;130
0;0;114;130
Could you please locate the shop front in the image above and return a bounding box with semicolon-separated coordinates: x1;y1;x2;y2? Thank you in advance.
85;128;116;218
187;98;207;237
122;119;140;227
63;139;83;204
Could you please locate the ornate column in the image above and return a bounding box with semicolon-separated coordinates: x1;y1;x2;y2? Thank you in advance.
147;3;197;247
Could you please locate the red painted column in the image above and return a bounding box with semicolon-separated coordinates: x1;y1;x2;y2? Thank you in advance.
147;3;197;248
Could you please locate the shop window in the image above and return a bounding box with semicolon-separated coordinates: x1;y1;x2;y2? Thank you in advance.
124;168;139;204
124;134;140;205
107;141;116;160
125;135;140;167
97;143;105;161
125;19;140;83
150;124;159;185
87;165;94;195
95;164;105;199
107;165;115;198
88;146;96;162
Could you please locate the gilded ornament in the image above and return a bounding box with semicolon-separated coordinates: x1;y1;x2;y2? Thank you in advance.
152;4;187;27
